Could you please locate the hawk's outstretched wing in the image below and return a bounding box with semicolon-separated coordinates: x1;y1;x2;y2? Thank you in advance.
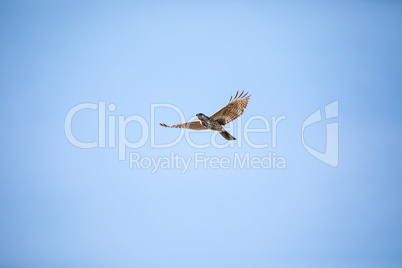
160;121;207;130
210;90;251;125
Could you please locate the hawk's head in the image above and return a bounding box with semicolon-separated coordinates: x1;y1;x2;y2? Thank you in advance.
196;113;209;120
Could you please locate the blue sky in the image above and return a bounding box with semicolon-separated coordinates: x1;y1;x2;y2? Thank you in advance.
1;1;401;267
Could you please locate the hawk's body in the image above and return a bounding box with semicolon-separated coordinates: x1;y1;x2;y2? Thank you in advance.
197;114;222;130
160;91;250;140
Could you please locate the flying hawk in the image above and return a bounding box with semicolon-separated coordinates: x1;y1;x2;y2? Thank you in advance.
160;91;251;140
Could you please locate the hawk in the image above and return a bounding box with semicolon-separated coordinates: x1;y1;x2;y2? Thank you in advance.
160;91;251;140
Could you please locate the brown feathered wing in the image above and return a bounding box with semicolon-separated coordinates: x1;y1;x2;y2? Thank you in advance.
160;121;207;130
210;90;251;125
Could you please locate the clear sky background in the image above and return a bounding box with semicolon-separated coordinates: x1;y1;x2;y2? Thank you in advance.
1;1;401;267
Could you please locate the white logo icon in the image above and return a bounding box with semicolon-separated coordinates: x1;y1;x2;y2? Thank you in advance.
302;101;339;167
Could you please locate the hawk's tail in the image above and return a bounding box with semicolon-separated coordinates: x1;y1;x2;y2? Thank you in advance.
219;129;236;140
